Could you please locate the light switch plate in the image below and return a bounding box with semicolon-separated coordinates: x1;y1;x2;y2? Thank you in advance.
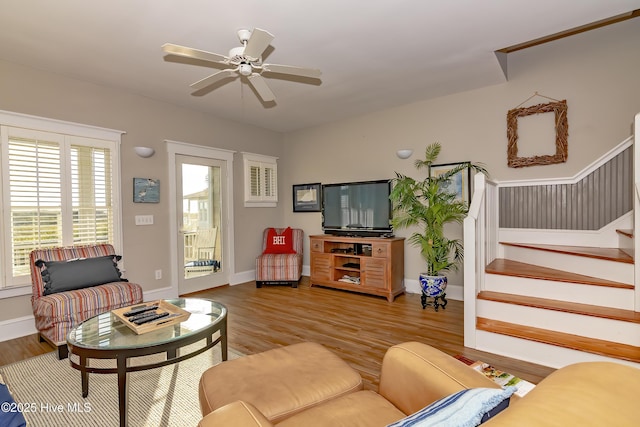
135;215;154;226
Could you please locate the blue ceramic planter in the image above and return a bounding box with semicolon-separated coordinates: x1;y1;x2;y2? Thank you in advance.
419;274;448;311
419;274;447;297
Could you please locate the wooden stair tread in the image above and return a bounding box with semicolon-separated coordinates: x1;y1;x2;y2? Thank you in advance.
477;317;640;363
478;291;640;323
486;259;634;289
500;242;634;264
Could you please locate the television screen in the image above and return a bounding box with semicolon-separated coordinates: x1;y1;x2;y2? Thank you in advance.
322;180;392;236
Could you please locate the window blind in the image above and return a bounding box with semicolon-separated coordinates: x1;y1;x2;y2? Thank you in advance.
243;153;278;206
71;144;113;245
249;164;261;198
1;124;118;289
8;136;63;277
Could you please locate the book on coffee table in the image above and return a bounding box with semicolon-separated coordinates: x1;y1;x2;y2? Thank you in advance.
470;361;536;397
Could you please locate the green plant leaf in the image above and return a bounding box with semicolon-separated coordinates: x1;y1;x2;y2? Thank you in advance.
390;142;487;276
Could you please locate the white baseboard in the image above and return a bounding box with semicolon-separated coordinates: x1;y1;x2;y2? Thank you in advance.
0;315;37;342
231;269;255;286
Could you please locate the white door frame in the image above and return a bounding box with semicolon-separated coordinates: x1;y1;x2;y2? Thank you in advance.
166;140;235;297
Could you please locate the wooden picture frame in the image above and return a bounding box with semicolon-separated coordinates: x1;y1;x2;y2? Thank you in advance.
292;183;321;212
507;99;568;168
133;178;160;203
430;162;471;204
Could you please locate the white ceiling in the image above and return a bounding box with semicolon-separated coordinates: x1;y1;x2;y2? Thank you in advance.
1;1;638;133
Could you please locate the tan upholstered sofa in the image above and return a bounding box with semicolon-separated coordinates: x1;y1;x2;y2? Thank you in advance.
198;341;640;427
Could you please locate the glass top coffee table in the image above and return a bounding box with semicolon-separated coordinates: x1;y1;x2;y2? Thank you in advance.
67;298;227;427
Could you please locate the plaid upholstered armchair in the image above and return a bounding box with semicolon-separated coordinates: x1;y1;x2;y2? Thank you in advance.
255;227;304;288
29;244;143;359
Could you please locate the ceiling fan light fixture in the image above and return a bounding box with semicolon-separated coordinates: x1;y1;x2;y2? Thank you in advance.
238;63;252;76
229;46;245;59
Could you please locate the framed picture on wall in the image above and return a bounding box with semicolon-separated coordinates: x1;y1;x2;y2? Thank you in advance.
292;183;321;212
429;162;471;204
133;178;160;203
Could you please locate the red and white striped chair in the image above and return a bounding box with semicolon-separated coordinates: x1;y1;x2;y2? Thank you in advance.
255;228;304;288
30;244;143;359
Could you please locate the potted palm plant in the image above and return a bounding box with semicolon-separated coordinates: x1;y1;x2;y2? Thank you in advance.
389;142;487;310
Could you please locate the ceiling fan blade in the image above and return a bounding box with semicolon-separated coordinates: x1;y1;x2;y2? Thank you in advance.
190;69;237;91
162;43;228;64
262;63;322;79
243;28;274;60
248;74;276;102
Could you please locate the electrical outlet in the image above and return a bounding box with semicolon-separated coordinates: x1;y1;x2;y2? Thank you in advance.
155;269;162;280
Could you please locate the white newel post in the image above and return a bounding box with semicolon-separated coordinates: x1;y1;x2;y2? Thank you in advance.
463;173;487;348
634;112;640;312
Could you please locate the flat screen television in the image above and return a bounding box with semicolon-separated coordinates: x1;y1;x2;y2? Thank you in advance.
322;179;393;237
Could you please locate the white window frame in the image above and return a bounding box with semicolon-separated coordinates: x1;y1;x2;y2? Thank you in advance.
0;110;124;298
242;152;278;207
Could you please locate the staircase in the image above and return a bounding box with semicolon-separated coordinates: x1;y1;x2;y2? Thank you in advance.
463;113;640;369
478;241;640;367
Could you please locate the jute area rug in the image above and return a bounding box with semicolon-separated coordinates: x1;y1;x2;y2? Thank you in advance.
0;341;242;427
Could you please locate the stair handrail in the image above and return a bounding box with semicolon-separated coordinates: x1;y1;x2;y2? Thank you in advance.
463;172;498;347
498;135;632;188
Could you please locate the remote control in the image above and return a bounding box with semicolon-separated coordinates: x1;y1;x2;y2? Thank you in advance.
123;305;159;317
133;312;170;325
128;311;159;323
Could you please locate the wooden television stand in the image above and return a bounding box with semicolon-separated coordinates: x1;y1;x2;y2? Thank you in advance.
309;234;405;302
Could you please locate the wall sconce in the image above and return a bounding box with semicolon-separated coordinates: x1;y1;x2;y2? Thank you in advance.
134;146;155;158
396;149;413;159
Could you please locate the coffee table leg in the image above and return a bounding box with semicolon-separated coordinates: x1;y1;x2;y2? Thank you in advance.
221;317;228;361
80;355;89;398
117;355;128;427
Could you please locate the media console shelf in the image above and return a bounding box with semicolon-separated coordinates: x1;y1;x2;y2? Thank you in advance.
310;234;405;302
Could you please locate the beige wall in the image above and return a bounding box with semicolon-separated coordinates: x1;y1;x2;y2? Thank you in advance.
1;18;639;325
0;60;285;321
280;19;640;283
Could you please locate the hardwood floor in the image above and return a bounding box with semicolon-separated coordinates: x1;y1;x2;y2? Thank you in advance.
0;278;555;390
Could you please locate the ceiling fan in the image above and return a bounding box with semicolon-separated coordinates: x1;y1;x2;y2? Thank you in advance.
162;28;321;103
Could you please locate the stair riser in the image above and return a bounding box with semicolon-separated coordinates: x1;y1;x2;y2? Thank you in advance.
478;300;640;346
618;232;634;257
485;274;634;310
497;212;632;249
502;245;633;284
475;330;640;369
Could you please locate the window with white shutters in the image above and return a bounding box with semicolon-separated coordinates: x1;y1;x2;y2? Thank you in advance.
243;153;278;207
0;112;122;296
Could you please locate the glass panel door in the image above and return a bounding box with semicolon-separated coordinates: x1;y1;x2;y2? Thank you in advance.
177;155;227;294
